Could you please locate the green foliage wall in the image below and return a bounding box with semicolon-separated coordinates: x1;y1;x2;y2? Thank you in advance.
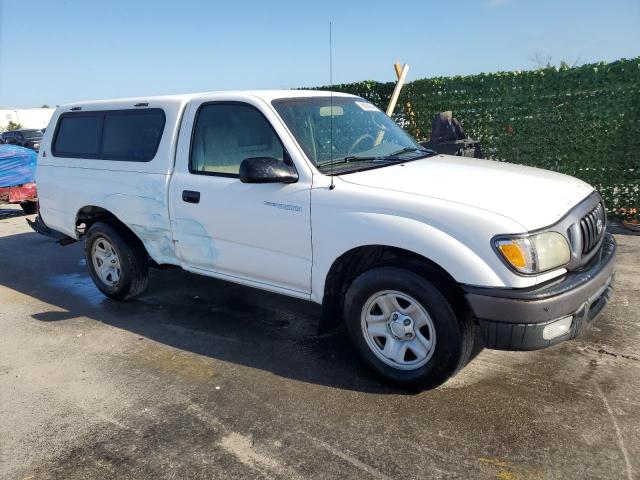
323;58;640;220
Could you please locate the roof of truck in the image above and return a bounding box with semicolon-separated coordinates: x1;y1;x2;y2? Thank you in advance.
60;90;358;109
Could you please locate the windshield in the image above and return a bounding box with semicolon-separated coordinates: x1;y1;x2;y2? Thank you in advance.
272;97;428;174
21;129;43;140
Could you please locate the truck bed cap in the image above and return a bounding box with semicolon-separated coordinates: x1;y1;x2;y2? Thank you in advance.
59;90;357;111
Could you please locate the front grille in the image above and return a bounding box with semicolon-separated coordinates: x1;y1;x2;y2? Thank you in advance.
579;203;605;254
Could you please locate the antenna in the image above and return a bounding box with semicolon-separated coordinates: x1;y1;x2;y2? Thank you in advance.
329;21;335;190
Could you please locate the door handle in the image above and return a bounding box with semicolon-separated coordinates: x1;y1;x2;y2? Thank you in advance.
182;190;200;204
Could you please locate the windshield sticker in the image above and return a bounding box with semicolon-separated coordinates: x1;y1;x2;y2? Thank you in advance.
355;101;379;112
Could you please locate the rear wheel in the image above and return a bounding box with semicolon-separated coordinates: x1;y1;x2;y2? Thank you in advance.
344;266;474;389
85;222;149;300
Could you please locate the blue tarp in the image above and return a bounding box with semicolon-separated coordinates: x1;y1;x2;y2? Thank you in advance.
0;145;37;187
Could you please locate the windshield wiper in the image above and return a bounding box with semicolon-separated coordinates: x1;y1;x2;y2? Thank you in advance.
385;146;435;158
318;147;436;169
318;156;391;167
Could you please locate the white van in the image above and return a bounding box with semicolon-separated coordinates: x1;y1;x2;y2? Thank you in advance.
34;90;616;388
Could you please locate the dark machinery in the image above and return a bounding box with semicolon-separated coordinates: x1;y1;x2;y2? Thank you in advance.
420;111;482;158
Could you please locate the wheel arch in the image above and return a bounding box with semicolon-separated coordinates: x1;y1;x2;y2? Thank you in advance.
76;205;149;257
318;245;469;334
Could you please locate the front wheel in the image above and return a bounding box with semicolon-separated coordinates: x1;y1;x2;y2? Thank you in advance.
344;266;474;390
85;222;149;300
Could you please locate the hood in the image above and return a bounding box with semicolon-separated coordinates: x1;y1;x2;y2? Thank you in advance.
339;155;594;231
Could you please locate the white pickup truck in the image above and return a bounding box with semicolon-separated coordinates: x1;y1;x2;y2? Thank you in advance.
35;90;616;389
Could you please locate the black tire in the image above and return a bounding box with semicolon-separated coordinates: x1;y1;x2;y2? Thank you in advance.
84;222;149;300
20;202;38;214
344;266;474;390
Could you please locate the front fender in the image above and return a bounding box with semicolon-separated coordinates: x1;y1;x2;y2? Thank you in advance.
311;211;508;304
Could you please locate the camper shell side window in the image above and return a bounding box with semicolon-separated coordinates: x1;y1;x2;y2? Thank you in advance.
52;108;166;162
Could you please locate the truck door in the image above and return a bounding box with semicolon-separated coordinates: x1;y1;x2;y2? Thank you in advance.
169;99;313;297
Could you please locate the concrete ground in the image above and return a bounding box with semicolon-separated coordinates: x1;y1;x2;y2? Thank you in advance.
1;205;639;480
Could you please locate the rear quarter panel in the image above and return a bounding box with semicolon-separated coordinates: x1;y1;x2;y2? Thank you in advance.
37;99;188;264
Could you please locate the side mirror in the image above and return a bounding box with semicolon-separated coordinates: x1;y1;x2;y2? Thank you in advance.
239;157;298;184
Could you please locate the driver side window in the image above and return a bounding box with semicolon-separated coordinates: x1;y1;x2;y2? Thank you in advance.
190;103;285;177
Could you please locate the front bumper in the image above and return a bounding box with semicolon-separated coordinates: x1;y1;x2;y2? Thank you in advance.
463;233;616;350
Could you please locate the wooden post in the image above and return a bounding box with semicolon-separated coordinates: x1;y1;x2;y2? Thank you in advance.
394;62;419;138
393;62;403;80
386;63;409;116
376;62;411;145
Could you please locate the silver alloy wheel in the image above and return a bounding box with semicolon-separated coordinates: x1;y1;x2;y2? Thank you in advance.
360;290;436;370
91;237;121;287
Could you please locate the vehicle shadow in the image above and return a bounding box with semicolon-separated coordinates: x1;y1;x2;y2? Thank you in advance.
3;229;482;394
0;207;28;219
607;222;640;236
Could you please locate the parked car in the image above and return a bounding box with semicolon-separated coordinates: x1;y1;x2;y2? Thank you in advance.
33;91;616;389
0;144;38;213
1;129;43;151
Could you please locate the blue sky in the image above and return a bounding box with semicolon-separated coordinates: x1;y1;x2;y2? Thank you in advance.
0;0;638;107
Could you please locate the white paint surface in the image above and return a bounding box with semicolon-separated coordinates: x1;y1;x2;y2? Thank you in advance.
37;90;595;304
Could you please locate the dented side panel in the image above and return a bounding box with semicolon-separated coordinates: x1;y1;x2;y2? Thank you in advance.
36;97;189;264
37;165;180;265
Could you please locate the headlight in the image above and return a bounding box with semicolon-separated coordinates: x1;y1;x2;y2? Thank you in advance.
495;232;570;274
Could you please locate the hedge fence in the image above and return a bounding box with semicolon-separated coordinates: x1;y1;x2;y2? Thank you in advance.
321;58;640;221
